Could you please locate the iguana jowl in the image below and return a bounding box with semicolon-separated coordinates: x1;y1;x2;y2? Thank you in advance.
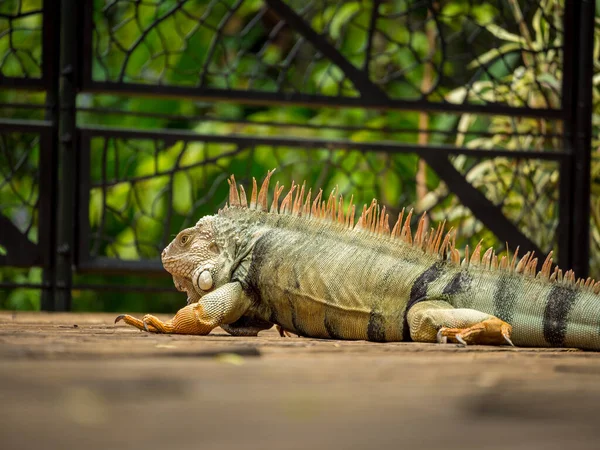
116;170;600;350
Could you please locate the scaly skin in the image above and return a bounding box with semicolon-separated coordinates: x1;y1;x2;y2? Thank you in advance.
116;172;600;350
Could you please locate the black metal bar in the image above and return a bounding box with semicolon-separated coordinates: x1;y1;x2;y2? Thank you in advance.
77;106;564;139
362;0;380;73
38;128;57;304
77;257;166;275
0;78;46;90
0;118;53;131
0;282;50;290
40;0;62;310
0;102;48;111
53;0;80;311
557;1;576;273
567;0;595;277
76;133;91;268
81;0;94;87
82;81;565;120
79;125;568;161
72;284;177;293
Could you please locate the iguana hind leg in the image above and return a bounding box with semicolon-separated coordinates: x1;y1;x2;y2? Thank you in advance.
115;282;251;335
407;300;513;346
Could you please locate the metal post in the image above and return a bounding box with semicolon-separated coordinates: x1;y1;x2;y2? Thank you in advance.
53;0;80;310
40;0;61;310
561;0;594;278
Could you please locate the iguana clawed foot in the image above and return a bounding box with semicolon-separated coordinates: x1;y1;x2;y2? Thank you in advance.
115;314;171;333
276;325;299;338
436;317;514;347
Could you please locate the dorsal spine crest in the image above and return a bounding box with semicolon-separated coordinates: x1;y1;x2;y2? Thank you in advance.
221;170;599;293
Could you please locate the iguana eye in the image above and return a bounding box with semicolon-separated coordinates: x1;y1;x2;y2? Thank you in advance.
208;242;219;253
180;235;190;245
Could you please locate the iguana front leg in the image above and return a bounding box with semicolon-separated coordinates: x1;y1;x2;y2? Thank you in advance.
115;282;251;335
407;300;513;346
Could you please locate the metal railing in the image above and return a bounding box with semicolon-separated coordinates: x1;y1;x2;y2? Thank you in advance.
0;0;595;310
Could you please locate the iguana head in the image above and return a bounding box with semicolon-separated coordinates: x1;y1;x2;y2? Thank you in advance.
161;216;225;304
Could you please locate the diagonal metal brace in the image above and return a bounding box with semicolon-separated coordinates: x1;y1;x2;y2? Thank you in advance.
0;214;40;266
266;0;546;261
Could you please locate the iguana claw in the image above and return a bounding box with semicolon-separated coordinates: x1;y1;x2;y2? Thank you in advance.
455;334;467;346
503;334;515;347
114;313;159;332
436;329;448;344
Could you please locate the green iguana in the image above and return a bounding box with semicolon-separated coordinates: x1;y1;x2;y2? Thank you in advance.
116;170;600;350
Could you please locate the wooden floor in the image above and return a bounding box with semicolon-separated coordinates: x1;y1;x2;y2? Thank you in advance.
2;312;600;450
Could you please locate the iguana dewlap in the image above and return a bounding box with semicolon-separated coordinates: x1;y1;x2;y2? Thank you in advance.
116;170;600;350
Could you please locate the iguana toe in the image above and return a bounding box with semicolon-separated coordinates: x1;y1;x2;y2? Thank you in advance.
436;318;513;346
114;313;158;332
455;334;467;346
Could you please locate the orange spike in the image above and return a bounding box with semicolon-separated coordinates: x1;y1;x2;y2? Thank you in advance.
491;253;499;270
509;246;520;272
451;248;461;264
594;281;600;294
325;189;333;218
527;258;538;276
432;221;446;254
499;255;508;269
337;195;345;224
345;195;354;228
311;189;323;217
391;208;405;238
515;251;531;274
250;177;258;209
356;204;367;229
378;206;387;233
239;185;248;208
280;182;297;215
383;213;390;234
270;182;285;213
371;204;379;233
540;251;553;279
414;213;427;247
257;169;275;211
482;247;493;269
470;240;483;267
302;189;312;216
440;227;454;257
292;182;306;216
228;175;240;207
401;209;413;244
462;245;470;268
426;227;436;253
